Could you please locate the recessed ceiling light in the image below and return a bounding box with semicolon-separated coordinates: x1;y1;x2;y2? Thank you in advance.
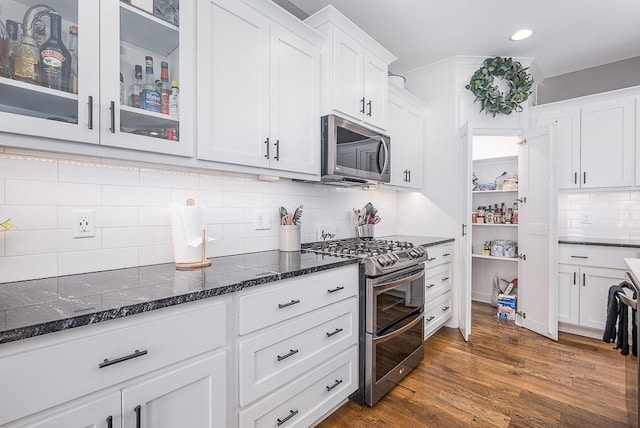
510;29;533;41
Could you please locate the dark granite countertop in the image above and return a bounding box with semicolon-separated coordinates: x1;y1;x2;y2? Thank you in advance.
0;250;358;345
559;238;640;249
380;235;455;247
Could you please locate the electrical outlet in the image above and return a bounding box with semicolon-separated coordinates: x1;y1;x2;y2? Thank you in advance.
254;210;271;230
73;209;95;238
581;213;591;225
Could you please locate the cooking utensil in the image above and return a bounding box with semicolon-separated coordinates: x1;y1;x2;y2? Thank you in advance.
292;205;303;225
279;207;288;225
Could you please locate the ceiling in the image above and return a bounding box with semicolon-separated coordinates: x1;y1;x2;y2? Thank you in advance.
285;0;640;78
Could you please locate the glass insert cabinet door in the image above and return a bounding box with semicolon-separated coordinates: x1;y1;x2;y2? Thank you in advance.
0;0;100;144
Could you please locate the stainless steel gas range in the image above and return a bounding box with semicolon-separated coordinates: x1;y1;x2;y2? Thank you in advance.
305;238;427;406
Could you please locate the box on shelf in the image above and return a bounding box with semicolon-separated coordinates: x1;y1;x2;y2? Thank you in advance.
497;294;516;320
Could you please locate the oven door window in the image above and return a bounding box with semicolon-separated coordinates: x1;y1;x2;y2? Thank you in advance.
374;271;424;333
374;312;423;382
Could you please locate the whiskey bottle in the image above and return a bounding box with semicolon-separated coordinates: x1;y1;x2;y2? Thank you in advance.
160;61;171;115
141;56;161;112
128;65;142;108
40;12;71;91
13;35;40;84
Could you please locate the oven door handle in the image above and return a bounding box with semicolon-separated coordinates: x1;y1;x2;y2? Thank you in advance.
374;309;424;345
374;270;425;295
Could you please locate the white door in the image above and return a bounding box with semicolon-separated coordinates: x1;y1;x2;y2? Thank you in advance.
580;267;627;330
16;391;121;428
458;121;473;341
362;50;388;130
517;125;558;339
557;265;580;324
580;97;635;188
332;30;364;121
122;352;227;428
196;0;270;167
269;24;320;174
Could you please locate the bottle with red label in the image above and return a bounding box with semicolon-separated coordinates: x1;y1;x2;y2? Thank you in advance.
40;12;71;91
160;61;171;115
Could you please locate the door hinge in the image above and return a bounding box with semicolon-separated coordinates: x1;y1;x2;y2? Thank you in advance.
517;139;527;145
517;254;527;261
516;197;527;203
516;310;526;319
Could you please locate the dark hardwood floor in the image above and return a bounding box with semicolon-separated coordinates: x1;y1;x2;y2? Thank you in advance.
319;302;630;427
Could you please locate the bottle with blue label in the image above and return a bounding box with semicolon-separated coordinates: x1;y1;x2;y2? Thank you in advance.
141;56;161;113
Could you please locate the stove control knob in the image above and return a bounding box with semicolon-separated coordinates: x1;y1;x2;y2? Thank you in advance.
376;256;387;266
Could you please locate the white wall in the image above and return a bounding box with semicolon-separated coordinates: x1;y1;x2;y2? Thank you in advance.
0;147;399;283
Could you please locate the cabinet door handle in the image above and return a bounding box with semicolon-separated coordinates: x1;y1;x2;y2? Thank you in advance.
574;172;578;185
426;283;436;289
106;416;113;428
571;255;588;259
326;379;343;392
408;170;411;182
87;96;94;130
573;272;576;285
327;286;344;293
277;410;299;426
326;328;343;337
442;306;450;312
360;97;365;113
441;277;449;281
403;170;408;182
427;257;436;262
278;299;300;309
134;405;141;428
583;171;586;184
277;349;299;362
367;100;372;116
99;349;148;368
109;101;115;133
583;273;586;286
274;139;280;161
426;316;435;322
443;253;451;257
264;137;270;159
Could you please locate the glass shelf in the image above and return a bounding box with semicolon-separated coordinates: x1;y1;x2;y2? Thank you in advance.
120;3;179;56
0;76;78;122
472;223;518;227
472;189;518;194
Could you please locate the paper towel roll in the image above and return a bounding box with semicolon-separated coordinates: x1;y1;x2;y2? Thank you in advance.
170;202;215;264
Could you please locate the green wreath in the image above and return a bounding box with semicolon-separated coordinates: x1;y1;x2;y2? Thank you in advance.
465;57;533;117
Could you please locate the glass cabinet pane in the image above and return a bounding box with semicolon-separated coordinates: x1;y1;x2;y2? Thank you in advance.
118;0;180;143
0;0;80;123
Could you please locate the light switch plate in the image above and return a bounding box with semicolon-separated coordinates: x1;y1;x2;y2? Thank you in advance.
316;223;337;241
254;210;271;230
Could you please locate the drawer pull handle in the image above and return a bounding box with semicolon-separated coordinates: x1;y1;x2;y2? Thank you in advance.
442;306;450;312
571;255;589;259
99;349;148;368
327;286;345;294
426;316;435;322
326;328;344;337
278;299;300;309
134;405;141;428
326;379;343;392
443;253;451;257
427;257;436;262
441;277;449;281
426;283;436;289
277;409;299;426
106;416;113;428
277;349;299;362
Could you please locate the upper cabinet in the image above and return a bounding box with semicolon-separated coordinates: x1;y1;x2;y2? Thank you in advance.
0;0;194;157
387;83;425;189
196;0;323;176
305;5;396;131
532;95;635;189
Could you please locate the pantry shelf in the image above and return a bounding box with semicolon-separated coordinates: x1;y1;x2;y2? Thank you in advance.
472;254;518;262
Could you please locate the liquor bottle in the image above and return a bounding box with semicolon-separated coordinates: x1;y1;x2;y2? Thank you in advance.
128;65;142;108
160;61;171;115
68;26;78;94
12;34;40;84
169;80;179;119
141;56;161;112
40;13;71;91
5;20;19;78
512;202;519;224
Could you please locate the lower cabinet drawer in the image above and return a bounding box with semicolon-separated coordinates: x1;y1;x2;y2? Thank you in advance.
424;292;452;339
0;298;228;425
239;346;358;428
424;243;454;269
424;263;452;301
238;298;357;406
558;244;640;270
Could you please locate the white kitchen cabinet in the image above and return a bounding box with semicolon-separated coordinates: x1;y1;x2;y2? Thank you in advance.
196;0;322;176
236;264;359;425
532;96;635;189
305;5;396;131
387;84;426;189
423;242;454;339
558;244;639;337
0;0;194;157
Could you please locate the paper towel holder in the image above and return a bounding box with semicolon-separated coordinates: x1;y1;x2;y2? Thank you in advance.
175;198;212;271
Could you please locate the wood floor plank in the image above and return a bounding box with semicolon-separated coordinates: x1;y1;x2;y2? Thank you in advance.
318;302;630;427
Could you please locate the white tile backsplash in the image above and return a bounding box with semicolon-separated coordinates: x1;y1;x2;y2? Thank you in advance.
0;150;399;282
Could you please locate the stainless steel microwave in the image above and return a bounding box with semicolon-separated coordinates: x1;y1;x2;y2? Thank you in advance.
321;115;391;185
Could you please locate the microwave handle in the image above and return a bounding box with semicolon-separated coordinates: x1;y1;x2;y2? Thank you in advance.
377;137;389;174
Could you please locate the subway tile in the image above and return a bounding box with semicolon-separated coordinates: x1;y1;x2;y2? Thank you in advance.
199;174;245;192
207;207;244;224
0;206;57;230
139;207;171;226
59;160;140;185
244;236;278;253
138;226;172;246
0;234;4;256
224;192;263;208
208;238;245;258
205;225;225;241
0;179;5;204
6;181;101;206
588;191;631;201
5;229;102;256
0;154;58;181
59;248;138;276
102;227;141;248
0;253;58;283
170;189;224;207
139;244;174;266
140;168;200;189
96;207;139;227
223;223;246;240
102;185;171;207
